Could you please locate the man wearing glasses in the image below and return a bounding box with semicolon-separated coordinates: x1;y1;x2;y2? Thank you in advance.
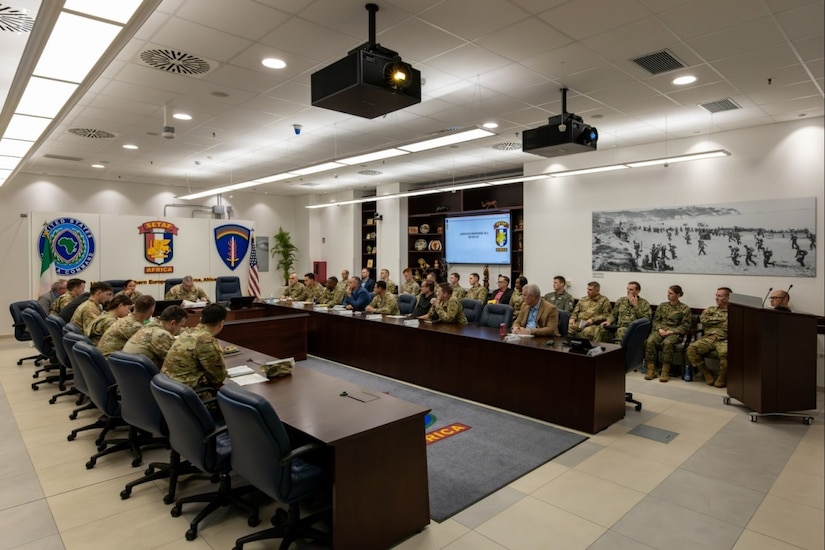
769;290;791;312
687;287;732;388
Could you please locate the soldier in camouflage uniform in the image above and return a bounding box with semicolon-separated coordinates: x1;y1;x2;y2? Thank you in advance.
51;278;85;314
319;276;344;306
687;287;731;387
162;303;227;390
122;305;188;367
568;281;612;340
366;281;400;315
88;294;133;345
466;272;488;302
303;273;325;302
281;272;308;300
448;272;467;300
543;275;574;313
97;295;156;357
644;285;692;382
509;276;528;319
400;268;421;296
597;281;651;342
379;269;397;295
427;283;467;324
115;279;143;300
71;281;113;335
165;275;210;302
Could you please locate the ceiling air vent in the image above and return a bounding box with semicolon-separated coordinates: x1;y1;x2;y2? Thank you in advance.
358;169;383;176
0;4;34;33
699;98;741;114
68;128;116;139
43;154;83;162
492;142;521;151
137;46;214;77
631;49;685;75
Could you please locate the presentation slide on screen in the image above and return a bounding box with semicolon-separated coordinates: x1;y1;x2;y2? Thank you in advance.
445;213;511;265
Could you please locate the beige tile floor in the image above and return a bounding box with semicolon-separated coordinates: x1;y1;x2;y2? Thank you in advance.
0;338;823;550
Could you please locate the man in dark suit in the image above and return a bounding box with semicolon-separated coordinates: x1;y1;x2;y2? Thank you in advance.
489;275;513;305
769;289;791;311
360;267;376;292
511;284;560;337
412;280;436;318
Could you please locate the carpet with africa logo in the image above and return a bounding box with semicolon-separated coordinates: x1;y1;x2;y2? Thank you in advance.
301;356;588;522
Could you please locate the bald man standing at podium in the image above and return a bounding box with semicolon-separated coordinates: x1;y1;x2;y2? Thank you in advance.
769;290;791;312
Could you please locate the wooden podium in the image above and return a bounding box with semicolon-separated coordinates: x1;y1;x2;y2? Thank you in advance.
726;301;817;423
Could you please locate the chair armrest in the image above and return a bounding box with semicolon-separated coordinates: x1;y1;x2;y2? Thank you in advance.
279;443;325;467
202;424;228;444
106;383;120;401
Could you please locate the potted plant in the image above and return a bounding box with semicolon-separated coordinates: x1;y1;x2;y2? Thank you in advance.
270;227;299;284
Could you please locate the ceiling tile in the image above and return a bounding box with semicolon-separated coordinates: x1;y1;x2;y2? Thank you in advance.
687;17;785;61
475;18;570;62
776;2;825;40
540;0;652;40
417;0;530;41
175;0;290;41
657;0;769;41
150;16;253;63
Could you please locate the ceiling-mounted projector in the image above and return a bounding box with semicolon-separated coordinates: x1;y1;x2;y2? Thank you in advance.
522;88;598;158
311;4;421;119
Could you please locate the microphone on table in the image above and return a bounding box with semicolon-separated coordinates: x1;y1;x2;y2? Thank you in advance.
761;287;772;308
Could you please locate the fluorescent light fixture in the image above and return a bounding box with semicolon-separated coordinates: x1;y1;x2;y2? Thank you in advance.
337;149;408;165
551;165;629;178
254;173;294;184
291;162;343;176
16;77;78;118
33;12;122;83
261;57;286;69
398;128;495;152
91;163;105;168
5;115;52;141
122;144;139;150
672;75;697;85
63;0;144;24
0;138;33;157
626;150;730;167
173;113;192;121
0;157;20;170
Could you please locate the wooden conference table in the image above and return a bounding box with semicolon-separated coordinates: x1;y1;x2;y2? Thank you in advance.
224;345;430;550
263;302;626;434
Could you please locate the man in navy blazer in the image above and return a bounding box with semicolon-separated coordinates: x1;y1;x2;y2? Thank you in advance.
360;267;376;292
344;277;371;311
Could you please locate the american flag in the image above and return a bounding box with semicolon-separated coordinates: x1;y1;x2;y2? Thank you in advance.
248;234;261;299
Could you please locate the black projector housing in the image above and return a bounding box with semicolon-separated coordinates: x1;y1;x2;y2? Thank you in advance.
522;114;598;158
311;46;421;119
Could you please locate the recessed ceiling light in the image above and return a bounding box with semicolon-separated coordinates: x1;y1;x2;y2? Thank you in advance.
91;163;105;168
672;75;697;85
482;121;499;129
261;57;286;69
122;144;138;150
173;113;192;121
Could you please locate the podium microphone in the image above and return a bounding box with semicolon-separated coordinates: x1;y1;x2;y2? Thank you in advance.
761;287;773;308
786;284;793;293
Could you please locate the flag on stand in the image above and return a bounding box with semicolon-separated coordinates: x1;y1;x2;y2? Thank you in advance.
248;233;261;299
39;225;56;296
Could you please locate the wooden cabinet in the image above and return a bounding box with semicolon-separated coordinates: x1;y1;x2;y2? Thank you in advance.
361;201;377;279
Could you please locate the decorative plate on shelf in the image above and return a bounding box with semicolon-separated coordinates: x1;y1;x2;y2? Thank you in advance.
429;240;442;251
420;223;430;234
414;239;427;251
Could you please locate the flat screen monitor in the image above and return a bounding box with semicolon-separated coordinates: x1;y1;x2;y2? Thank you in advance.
445;212;511;265
729;293;763;308
154;299;183;314
229;296;256;310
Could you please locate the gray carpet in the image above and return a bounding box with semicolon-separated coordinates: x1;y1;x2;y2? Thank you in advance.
301;356;588;522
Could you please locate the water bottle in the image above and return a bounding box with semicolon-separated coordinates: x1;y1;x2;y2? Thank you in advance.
683;365;692;381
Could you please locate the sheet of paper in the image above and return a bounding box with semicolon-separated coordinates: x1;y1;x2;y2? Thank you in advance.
227;365;255;378
232;373;269;385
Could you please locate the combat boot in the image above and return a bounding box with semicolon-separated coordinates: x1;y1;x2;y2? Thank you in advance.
714;366;727;388
695;363;715;385
644;361;656;380
659;364;670;382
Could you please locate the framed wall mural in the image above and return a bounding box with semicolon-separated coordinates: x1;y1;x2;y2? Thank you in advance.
592;198;816;276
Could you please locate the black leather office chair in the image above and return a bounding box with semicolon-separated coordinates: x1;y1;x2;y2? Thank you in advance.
478;303;514;329
44;315;77;404
218;384;330;550
621;318;652;411
397;293;417;315
10;301;46;366
150;373;259;541
215;276;242;301
164;278;184;296
62;329;98;419
109;352;197;503
460;299;484;324
103;279;128;295
20;307;61;390
557;310;570;337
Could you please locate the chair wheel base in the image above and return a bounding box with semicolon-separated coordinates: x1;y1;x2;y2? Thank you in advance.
248;516;260;527
170;506;182;517
162;494;175;505
67;434;76;441
131;457;142;468
85;460;95;469
120;489;131;500
31;385;39;390
185;529;197;541
69;412;77;420
49;397;57;404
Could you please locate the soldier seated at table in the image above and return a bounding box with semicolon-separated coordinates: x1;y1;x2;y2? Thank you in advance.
426;283;467;324
596;281;651;342
165;275;210;302
366;281;400;315
162;303;227;392
567;281;611;340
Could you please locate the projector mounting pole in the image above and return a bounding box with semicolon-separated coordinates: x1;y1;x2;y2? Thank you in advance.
560;87;568;117
366;3;378;50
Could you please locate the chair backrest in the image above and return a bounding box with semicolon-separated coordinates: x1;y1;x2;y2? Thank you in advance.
150;373;222;473
558;310;570;337
478;303;514;329
62;331;92;394
63;322;82;334
45;315;70;368
164;278;184;296
29;300;48;320
459;299;484;324
397;294;417;315
218;384;323;504
21;307;54;358
9;301;33;342
109;352;165;437
72;341;120;417
103;279;128;295
215;276;242;301
621;318;652;372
